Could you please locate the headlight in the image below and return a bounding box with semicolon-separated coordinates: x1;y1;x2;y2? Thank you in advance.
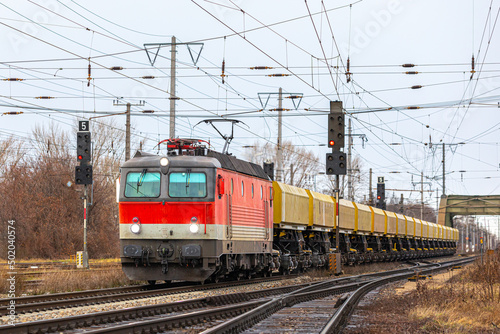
189;223;199;233
130;224;141;234
160;157;169;166
130;217;141;234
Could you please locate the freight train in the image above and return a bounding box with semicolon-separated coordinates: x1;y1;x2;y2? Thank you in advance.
118;139;458;283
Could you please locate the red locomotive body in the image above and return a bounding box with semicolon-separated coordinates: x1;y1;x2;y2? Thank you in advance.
119;142;275;283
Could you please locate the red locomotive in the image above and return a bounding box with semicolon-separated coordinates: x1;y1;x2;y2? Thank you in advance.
118;139;275;283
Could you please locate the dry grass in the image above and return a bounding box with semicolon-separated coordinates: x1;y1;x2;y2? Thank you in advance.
0;259;139;296
345;253;500;334
30;267;136;294
343;261;406;276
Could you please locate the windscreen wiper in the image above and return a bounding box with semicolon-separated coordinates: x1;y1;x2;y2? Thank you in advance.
137;168;147;187
185;169;191;194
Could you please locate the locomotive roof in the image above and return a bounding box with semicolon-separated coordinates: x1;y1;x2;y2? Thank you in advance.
207;150;270;180
122;150;270;181
122;151;221;169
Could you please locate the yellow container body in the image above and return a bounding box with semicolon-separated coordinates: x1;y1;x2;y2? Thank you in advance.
438;224;443;240
429;222;435;239
421;221;429;239
369;206;386;234
339;199;355;231
407;217;416;237
306;190;335;228
394;213;407;237
354;202;372;233
272;181;309;226
414;218;422;238
385;211;397;236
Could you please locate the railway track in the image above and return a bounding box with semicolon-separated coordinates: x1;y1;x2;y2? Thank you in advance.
0;275;298;315
0;261;427;334
319;256;476;334
0;257;474;333
203;256;475;334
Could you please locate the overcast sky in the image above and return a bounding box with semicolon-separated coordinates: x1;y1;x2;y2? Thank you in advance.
1;1;500;221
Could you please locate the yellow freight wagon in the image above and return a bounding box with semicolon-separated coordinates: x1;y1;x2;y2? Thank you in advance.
305;189;335;229
385;211;397;236
353;202;372;233
272;181;309;227
415;218;422;238
407;217;416;237
421;221;429;239
394;213;407;237
368;206;386;235
339;199;355;232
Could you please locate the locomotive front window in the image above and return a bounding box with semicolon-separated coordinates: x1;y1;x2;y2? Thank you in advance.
169;172;207;198
125;171;161;198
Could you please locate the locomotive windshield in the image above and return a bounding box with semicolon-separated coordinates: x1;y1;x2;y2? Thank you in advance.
125;171;161;198
169;171;207;198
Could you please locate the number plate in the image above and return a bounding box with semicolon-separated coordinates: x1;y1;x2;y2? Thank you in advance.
79;121;89;132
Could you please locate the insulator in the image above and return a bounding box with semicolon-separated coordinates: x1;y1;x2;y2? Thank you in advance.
221;60;226;84
2;112;23;115
110;66;123;70
402;64;415;68
3;78;24;81
35;96;55;99
285;95;303;99
471;55;476;74
407;106;420;109
142;76;155;79
405;71;418;75
346;57;352;83
250;66;273;70
87;63;91;87
269;108;290;111
142;110;154;113
411;85;423;89
168;97;180;100
267;74;290;77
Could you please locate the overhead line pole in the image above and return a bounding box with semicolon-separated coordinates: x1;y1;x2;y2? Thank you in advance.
113;100;145;161
170;36;176;139
143;38;204;139
421;172;424;219
442;143;446;196
347;118;352;200
369;168;373;206
277;87;283;182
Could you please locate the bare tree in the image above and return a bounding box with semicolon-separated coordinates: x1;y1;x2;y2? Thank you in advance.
0;121;124;259
320;154;366;201
244;140;320;188
0;136;24;176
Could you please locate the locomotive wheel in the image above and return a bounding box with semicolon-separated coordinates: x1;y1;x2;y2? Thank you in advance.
147;280;156;285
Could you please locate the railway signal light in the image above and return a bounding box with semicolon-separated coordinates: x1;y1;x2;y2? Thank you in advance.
75;165;93;185
326;151;346;175
376;181;386;210
77;131;91;164
328;101;344;150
